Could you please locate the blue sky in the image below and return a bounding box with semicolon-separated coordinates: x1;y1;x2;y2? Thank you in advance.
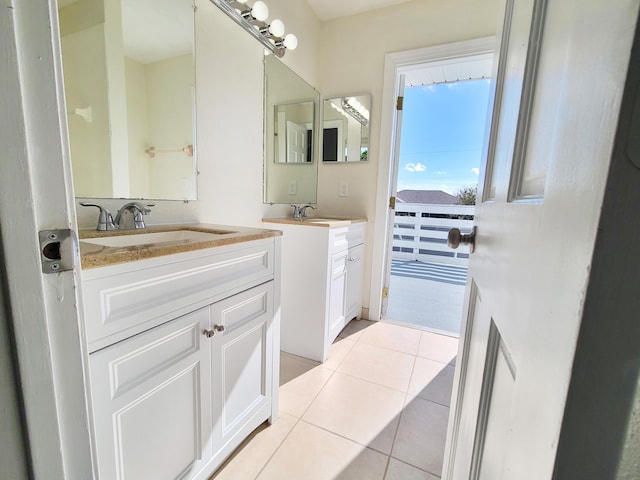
397;79;491;195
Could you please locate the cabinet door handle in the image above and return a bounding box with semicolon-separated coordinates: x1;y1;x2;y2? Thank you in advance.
347;256;359;262
203;325;225;338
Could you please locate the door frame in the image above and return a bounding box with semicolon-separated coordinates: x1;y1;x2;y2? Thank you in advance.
369;36;496;321
1;2;94;478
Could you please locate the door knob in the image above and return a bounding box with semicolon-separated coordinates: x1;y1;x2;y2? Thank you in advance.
448;226;476;253
203;325;225;338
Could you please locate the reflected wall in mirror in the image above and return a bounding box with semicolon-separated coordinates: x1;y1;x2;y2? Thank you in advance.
274;102;314;163
264;55;319;204
58;0;197;200
322;95;370;162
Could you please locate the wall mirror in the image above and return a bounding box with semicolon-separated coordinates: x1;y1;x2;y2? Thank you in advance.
264;55;319;204
58;0;197;200
322;95;370;162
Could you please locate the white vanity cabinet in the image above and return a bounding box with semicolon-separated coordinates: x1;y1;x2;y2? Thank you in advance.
81;236;280;480
263;219;366;362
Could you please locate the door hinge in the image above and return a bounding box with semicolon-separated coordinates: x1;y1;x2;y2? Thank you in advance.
389;196;396;209
382;287;389;298
396;96;404;111
39;229;76;273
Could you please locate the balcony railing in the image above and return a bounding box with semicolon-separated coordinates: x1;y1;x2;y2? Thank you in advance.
392;203;475;266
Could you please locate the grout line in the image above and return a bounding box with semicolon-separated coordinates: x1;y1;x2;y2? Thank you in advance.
387;456;443;479
252;416;301;480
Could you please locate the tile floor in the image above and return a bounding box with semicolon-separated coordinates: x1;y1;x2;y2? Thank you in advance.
211;319;459;480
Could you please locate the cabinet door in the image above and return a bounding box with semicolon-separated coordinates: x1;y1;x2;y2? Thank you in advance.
89;308;211;480
327;249;349;346
345;243;365;322
210;282;274;465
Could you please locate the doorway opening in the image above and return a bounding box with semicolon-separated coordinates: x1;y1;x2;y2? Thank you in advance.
383;78;491;336
371;40;494;338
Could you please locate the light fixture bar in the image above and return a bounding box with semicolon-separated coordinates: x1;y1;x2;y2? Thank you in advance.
210;0;296;57
341;98;368;126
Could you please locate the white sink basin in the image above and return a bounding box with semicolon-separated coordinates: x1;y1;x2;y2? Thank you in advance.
81;229;235;248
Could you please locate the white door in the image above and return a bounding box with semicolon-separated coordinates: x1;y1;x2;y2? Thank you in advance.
286;120;308;163
210;283;274;467
443;1;639;479
89;308;211;480
380;76;405;317
1;2;93;479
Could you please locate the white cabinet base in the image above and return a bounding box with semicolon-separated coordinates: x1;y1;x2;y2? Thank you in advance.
85;238;281;480
272;221;366;362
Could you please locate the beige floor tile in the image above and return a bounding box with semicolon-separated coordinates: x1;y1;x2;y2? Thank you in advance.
323;336;356;370
280;351;320;386
338;318;375;341
337;342;415;392
359;321;422;355
279;366;334;418
385;458;440;480
302;372;405;454
211;414;297;479
408;358;455;407
417;332;459;365
256;421;388;480
392;397;449;476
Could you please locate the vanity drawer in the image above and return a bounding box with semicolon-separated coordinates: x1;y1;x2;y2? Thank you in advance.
83;240;275;352
329;222;366;253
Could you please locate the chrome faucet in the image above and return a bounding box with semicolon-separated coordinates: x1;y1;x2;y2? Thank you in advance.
79;202;116;231
291;204;316;219
114;202;155;229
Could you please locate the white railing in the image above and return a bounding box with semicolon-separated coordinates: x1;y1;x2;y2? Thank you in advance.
392;203;475;266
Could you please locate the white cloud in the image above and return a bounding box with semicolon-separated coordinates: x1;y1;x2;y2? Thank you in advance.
471;168;480;175
405;162;426;172
436;170;448;175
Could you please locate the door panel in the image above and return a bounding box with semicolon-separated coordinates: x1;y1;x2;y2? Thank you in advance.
443;0;640;478
210;283;273;455
89;308;210;480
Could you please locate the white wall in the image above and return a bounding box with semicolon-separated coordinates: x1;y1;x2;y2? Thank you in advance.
194;0;321;227
316;0;499;315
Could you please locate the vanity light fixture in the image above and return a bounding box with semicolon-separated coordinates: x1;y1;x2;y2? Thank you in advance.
210;0;298;57
341;97;369;127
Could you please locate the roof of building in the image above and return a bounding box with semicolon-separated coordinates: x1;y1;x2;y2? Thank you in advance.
396;189;458;204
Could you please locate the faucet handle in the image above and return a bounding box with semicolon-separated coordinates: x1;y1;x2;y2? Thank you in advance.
79;202;116;231
291;204;302;218
299;205;316;218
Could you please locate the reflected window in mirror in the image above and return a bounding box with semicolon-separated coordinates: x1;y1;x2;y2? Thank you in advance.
322;95;370;162
264;55;319;204
58;0;197;201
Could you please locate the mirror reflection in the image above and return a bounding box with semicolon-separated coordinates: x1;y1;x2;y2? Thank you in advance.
322;95;370;162
264;55;319;204
58;0;197;200
274;102;314;163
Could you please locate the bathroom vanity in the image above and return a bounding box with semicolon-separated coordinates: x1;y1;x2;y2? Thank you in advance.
262;217;366;362
79;225;281;480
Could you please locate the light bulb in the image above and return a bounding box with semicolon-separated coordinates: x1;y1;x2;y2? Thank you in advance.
269;18;285;37
251;1;269;21
283;33;298;50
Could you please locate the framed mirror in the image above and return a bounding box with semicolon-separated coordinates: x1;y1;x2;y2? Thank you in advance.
322;94;371;162
264;55;319;204
58;0;197;200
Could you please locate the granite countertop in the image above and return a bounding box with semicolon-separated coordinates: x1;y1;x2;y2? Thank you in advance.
262;217;367;228
79;223;282;269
